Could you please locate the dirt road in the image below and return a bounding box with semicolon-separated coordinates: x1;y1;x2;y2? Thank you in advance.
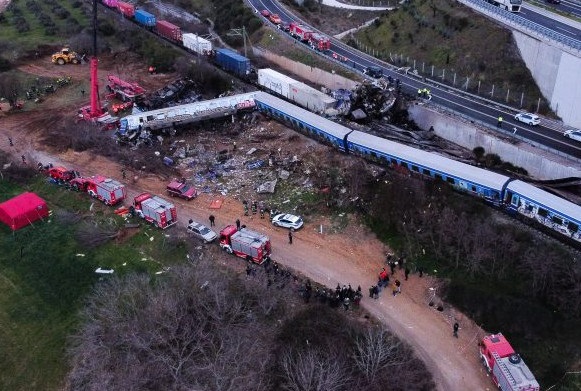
0;60;493;391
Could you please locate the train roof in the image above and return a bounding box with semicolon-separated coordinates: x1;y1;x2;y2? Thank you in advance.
254;92;352;140
121;92;258;129
507;180;581;222
347;130;510;190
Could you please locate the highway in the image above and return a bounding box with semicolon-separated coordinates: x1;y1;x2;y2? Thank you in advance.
250;0;581;161
521;2;581;40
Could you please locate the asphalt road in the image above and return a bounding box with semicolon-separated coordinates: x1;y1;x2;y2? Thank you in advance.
251;0;581;161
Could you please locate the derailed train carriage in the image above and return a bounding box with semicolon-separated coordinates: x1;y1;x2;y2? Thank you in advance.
252;92;581;244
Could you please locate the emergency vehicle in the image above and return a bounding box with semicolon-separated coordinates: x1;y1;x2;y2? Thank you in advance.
132;193;177;229
479;333;539;391
70;175;126;206
219;225;271;264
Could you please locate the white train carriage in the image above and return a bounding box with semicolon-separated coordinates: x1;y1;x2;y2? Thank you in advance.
254;92;353;151
346;130;511;201
505;180;581;240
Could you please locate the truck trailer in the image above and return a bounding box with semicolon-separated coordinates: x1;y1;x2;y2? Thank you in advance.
214;49;251;77
133;193;177;229
257;68;336;114
219;225;271;264
182;33;212;55
480;333;539;391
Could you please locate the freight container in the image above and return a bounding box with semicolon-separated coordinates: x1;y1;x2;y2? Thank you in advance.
134;9;156;28
257;68;336;114
182;33;212;55
215;49;251;77
155;20;182;42
101;0;119;8
117;1;135;18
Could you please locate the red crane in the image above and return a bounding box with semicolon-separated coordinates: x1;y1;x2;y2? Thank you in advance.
78;0;116;129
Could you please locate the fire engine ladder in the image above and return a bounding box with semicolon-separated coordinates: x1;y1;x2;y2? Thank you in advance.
492;351;517;386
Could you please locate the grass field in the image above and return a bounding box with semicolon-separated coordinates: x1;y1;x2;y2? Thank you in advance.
0;0;89;52
0;176;187;391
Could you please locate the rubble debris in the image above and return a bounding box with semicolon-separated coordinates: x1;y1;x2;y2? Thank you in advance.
256;179;277;194
279;170;290;180
246;160;266;170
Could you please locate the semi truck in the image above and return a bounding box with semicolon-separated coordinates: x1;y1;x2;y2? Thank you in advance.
486;0;522;12
70;175;127;206
479;333;539;391
182;33;212;55
132;193;177;229
219;225;271;264
214;49;251;77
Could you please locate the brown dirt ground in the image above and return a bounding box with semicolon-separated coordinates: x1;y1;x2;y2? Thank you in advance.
0;54;494;391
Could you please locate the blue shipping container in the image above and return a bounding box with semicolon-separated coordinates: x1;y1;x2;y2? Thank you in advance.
215;49;250;77
134;10;156;27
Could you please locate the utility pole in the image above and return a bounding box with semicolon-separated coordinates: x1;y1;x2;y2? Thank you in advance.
227;26;250;57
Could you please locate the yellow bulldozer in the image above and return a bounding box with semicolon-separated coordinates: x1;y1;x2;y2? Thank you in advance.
51;47;82;65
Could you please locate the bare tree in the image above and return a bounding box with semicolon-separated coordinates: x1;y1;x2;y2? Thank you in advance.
279;348;350;391
352;327;409;383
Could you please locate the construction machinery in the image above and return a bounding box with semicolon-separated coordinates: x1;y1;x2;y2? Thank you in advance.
52;47;82;65
78;0;117;129
106;75;146;102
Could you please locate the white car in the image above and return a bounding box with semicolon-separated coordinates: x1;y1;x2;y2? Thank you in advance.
272;213;304;230
186;221;217;243
514;113;540;126
564;129;581;142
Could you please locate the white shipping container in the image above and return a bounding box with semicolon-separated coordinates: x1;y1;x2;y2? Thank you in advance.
257;68;336;114
182;33;212;54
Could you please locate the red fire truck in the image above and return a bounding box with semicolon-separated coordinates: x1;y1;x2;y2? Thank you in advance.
219;225;271;264
288;22;314;43
310;33;331;51
70;175;126;206
132;193;177;229
45;165;79;183
479;333;539;391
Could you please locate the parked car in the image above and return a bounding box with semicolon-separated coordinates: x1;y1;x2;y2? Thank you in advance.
269;13;281;25
514;112;541;126
166;179;197;200
260;9;270;17
272;213;304;230
564;129;581;142
187;221;217;243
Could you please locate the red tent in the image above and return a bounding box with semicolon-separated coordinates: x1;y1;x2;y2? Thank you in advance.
0;192;49;231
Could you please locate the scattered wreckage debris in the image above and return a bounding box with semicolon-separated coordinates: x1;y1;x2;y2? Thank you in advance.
136;78;198;110
348;81;397;122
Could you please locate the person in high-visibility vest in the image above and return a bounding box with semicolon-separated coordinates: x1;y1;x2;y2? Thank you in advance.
497;116;503;128
418;88;422;97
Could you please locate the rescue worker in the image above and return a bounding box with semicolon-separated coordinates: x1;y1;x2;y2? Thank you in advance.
453;322;459;338
497;116;503;128
418;88;422;97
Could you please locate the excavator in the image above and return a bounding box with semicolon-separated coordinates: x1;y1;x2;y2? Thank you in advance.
51;47;83;65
